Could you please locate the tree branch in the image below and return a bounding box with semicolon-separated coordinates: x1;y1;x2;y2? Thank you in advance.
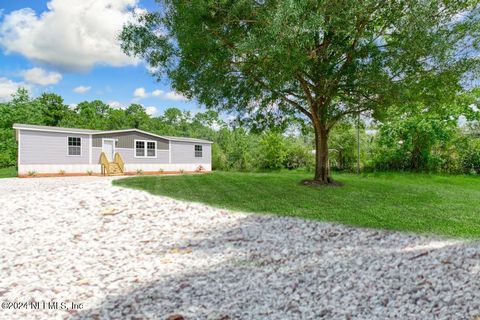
327;106;370;130
296;74;315;107
253;77;313;120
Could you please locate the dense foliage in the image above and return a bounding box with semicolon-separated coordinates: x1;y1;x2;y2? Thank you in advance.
120;0;480;183
0;89;478;174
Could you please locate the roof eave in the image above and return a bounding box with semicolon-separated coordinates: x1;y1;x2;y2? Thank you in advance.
12;124;213;144
94;128;213;144
13;124;96;135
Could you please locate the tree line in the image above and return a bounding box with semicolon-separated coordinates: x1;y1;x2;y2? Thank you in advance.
0;88;478;174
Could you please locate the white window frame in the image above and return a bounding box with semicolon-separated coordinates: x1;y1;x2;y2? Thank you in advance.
134;139;157;158
67;136;82;156
195;144;203;158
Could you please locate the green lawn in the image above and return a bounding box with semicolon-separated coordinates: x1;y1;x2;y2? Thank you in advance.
113;171;480;238
0;167;17;178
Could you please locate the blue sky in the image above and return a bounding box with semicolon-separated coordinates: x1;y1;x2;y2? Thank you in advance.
0;0;200;116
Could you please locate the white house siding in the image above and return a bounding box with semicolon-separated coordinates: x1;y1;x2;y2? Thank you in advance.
17;130;97;174
16;126;212;174
19;130;90;165
93;145;211;172
170;141;211;164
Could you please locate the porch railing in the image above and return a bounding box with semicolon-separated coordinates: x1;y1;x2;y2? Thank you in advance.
100;152;110;176
114;152;125;173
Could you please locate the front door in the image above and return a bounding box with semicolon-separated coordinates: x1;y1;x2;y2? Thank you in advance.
102;139;115;161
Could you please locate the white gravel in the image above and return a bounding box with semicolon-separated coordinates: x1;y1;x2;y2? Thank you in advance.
0;176;479;320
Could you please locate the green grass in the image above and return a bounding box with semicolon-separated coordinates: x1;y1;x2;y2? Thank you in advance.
113;171;480;238
0;166;17;178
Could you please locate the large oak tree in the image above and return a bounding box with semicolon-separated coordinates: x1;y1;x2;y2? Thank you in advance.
121;0;480;184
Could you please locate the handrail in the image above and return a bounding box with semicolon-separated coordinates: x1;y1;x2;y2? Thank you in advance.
99;152;110;176
114;152;124;173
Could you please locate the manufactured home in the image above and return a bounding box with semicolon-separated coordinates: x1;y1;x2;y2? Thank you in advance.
13;124;212;176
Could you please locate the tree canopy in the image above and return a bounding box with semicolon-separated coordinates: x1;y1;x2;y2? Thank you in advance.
121;0;480;184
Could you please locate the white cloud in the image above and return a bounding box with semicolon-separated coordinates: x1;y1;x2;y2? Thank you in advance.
145;106;157;115
146;64;160;73
68;103;77;109
22;67;61;85
164;91;188;101
108;101;126;109
152;89;164;96
134;88;189;102
0;77;29;102
133;87;148;98
0;0;140;71
151;89;188;101
73;86;91;93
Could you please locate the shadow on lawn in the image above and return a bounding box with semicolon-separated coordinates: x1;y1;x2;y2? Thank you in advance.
71;214;480;319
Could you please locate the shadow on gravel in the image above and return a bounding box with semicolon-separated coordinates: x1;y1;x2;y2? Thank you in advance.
70;215;480;319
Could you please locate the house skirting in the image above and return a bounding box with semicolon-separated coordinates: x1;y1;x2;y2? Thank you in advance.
124;163;211;172
18;163;211;175
18;164;101;175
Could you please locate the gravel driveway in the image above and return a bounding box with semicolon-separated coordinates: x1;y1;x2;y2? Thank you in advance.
0;176;479;319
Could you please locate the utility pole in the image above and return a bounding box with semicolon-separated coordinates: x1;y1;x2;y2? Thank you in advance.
357;112;360;174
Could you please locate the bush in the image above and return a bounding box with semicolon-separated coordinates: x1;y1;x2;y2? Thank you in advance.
459;139;480;174
212;143;228;170
283;139;314;170
258;132;287;169
0;129;16;168
215;128;258;171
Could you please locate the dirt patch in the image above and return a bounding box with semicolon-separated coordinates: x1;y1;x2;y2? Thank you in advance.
300;179;344;187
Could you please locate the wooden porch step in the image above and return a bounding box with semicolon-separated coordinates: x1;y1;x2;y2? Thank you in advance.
107;162;123;175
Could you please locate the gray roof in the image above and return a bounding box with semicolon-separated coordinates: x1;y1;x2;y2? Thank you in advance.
162;135;213;144
13;123;100;134
13;123;213;144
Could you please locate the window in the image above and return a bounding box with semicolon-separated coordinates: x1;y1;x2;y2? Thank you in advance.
135;140;156;158
195;145;203;157
68;137;81;156
147;141;156;157
135;141;145;157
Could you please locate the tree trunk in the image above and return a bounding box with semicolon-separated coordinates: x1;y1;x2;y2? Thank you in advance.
313;125;333;184
338;149;344;171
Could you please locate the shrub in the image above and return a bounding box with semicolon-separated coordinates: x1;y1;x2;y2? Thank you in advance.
86;170;93;176
59;169;65;175
459;139;480;174
212;143;228;170
136;169;144;175
258;132;287;169
0;129;16;168
27;171;36;177
215;128;258;171
283;139;314;170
